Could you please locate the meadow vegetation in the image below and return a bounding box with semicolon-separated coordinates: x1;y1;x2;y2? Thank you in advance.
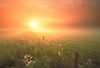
0;32;100;68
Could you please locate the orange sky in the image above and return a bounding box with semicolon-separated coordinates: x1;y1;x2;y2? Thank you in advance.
0;0;100;31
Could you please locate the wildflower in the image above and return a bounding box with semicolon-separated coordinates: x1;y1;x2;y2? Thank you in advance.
58;51;62;56
88;59;92;62
88;59;93;68
33;61;36;64
28;60;33;64
58;44;62;48
24;54;35;66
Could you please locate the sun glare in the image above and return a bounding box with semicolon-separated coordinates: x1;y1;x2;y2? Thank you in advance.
30;21;38;29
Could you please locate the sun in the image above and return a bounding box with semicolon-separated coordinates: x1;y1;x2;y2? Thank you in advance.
29;21;38;29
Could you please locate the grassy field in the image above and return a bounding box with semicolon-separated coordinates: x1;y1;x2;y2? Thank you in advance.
0;32;100;68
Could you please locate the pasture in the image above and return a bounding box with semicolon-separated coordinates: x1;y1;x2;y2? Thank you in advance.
0;31;100;68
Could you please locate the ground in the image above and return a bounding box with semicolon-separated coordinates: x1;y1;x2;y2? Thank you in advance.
0;31;100;68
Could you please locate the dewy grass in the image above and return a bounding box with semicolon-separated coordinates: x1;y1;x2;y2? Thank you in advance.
0;34;100;68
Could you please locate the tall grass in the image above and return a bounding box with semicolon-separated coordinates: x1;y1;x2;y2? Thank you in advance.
0;34;100;68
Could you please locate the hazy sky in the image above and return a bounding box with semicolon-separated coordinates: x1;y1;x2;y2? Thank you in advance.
0;0;100;29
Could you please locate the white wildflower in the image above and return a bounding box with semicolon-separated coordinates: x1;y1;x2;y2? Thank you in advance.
58;51;62;56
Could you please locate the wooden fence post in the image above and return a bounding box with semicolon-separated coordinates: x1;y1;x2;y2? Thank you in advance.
42;36;44;46
74;52;79;68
